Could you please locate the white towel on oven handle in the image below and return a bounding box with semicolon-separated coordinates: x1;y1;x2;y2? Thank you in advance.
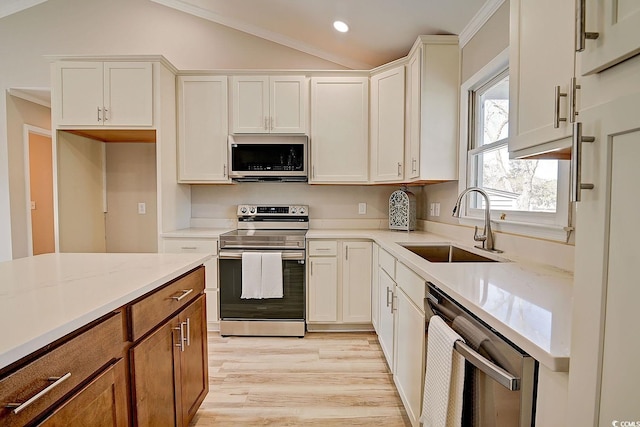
261;252;283;298
241;252;262;299
420;315;465;427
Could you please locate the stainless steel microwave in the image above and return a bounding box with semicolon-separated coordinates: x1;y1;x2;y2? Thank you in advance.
228;135;308;182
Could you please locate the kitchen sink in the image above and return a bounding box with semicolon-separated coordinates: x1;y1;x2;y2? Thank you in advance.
400;244;500;263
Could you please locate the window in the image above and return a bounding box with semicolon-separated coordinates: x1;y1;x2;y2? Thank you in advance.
459;59;569;240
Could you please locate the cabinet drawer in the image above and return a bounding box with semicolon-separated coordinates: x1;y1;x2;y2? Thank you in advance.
308;240;338;256
162;239;218;255
379;248;396;279
0;312;124;427
128;266;205;342
396;262;425;310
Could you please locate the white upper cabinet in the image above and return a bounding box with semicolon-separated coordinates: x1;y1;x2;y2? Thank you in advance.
309;76;369;183
177;76;230;183
231;75;308;134
370;65;406;183
509;0;576;156
405;36;459;182
53;61;153;127
579;0;640;75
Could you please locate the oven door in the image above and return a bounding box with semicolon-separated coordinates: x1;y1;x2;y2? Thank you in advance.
218;250;305;321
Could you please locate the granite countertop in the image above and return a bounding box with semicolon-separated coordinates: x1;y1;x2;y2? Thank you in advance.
306;229;573;372
0;252;211;370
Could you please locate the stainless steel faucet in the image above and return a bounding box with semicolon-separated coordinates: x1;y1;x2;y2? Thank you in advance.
452;187;502;253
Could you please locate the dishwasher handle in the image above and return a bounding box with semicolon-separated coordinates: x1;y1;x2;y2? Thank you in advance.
454;340;520;391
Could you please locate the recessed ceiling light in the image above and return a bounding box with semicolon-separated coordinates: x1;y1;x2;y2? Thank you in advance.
333;20;349;33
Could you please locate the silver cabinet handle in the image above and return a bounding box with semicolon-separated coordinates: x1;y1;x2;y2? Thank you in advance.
345;245;349;261
270;116;274;131
103;108;109;122
553;86;568;128
6;372;72;414
97;107;102;122
412;158;417;173
454;340;520;391
185;318;191;347
174;324;185;352
310;259;313;276
576;0;600;52
180;246;198;250
397;162;402;177
571;122;595;202
171;288;194;302
223;164;227;177
570;77;580;123
390;292;397;314
264;117;269;131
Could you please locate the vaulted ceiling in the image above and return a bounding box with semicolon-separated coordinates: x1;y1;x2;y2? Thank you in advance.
1;0;489;69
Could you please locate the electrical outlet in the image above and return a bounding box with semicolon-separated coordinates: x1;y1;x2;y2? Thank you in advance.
434;203;441;217
138;202;146;215
429;203;435;216
30;201;36;210
358;202;367;215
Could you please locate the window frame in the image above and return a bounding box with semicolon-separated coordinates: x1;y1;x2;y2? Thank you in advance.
457;49;571;241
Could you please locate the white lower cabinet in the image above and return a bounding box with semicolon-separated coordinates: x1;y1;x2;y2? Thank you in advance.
375;247;426;427
161;237;219;330
307;240;372;328
393;287;426;426
307;256;338;322
377;267;396;369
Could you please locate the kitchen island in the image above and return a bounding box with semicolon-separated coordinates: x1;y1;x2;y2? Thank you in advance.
0;252;211;426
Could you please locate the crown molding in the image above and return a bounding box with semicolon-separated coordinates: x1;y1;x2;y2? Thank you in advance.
150;0;373;70
458;0;506;48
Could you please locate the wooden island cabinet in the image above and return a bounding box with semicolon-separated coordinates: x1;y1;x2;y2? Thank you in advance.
0;262;208;427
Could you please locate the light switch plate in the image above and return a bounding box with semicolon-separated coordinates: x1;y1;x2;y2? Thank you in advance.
358;202;367;214
138;202;146;214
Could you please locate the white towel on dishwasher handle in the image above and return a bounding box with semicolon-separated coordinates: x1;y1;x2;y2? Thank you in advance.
241;252;262;299
420;315;465;427
261;252;283;298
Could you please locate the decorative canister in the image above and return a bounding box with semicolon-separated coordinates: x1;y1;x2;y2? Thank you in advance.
389;187;416;231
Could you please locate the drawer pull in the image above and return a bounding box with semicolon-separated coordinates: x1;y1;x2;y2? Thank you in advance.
315;248;331;251
180;246;198;250
170;288;194;302
6;372;72;414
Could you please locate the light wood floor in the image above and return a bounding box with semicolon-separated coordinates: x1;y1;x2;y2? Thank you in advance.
190;331;411;426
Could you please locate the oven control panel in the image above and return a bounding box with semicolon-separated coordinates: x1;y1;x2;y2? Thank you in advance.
237;204;308;217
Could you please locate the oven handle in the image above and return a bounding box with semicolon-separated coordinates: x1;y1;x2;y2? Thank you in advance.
221;242;304;249
219;250;306;261
453;340;520;391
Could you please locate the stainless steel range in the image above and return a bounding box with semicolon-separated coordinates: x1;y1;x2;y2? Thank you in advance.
218;204;308;337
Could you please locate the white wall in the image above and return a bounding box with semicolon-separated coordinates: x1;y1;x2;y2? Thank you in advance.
0;0;346;261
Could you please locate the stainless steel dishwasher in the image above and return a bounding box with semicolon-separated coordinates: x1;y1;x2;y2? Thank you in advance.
425;282;538;427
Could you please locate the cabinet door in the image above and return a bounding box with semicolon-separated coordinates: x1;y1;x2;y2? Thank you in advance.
371;244;380;331
580;0;640;75
270;76;307;133
54;61;103;126
568;93;640;426
130;318;179;426
178;295;209;427
377;268;395;370
394;288;426;426
177;76;230;183
307;256;338;322
309;77;369;183
103;62;153;126
38;359;129;427
509;0;575;155
232;76;269;133
406;50;421;180
371;66;405;182
341;241;372;323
